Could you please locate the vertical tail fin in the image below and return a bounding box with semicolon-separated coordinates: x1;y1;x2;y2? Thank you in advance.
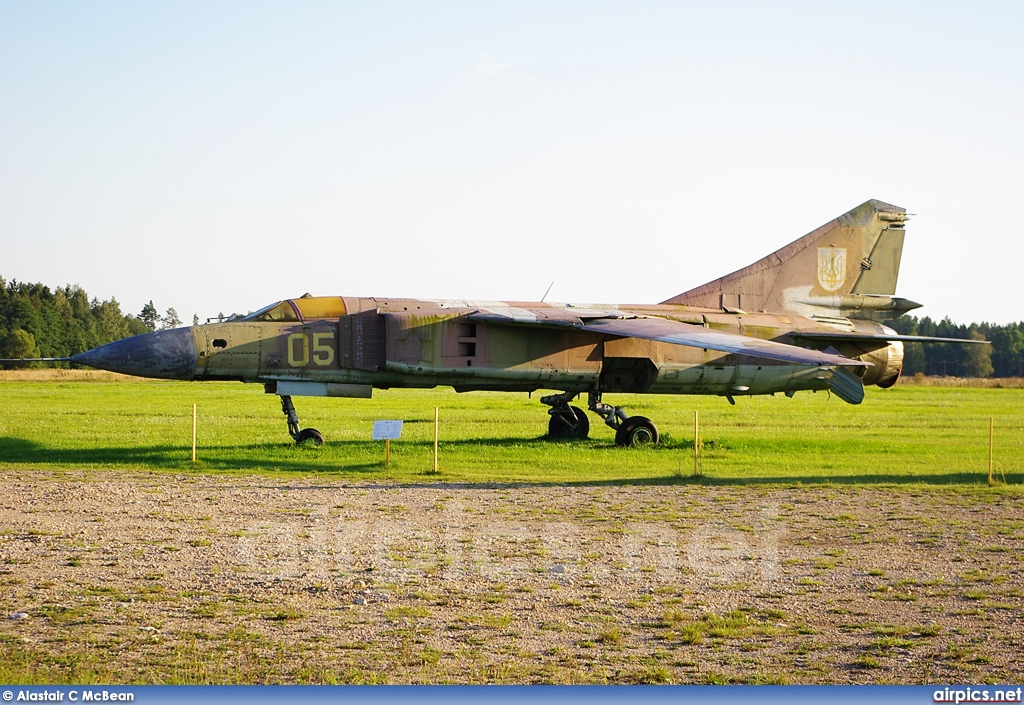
662;199;920;320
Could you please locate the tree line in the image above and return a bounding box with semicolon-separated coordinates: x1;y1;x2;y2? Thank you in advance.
1;277;1022;377
0;277;185;367
890;316;1024;378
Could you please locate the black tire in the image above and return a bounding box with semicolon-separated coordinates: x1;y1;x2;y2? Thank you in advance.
568;406;590;439
296;428;324;446
547;406;590;440
615;416;659;447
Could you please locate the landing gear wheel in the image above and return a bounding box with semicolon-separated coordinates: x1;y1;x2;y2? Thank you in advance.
568;406;589;439
615;416;659;447
547;406;590;440
296;428;324;446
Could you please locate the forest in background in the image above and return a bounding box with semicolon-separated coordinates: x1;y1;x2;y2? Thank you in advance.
1;276;1022;377
0;277;181;365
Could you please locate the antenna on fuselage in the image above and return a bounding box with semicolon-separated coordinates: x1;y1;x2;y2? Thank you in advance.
541;281;555;302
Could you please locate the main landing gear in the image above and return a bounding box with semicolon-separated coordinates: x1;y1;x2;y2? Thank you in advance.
280;395;324;446
541;391;590;440
540;390;659;447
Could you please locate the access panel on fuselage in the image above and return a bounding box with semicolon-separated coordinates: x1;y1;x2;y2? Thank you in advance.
340;311;385;372
468;324;602;375
200;324;262;379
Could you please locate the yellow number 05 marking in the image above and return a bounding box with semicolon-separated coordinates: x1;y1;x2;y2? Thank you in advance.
288;332;335;367
312;332;335;366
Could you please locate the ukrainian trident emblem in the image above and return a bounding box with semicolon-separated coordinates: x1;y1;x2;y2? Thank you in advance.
817;247;847;292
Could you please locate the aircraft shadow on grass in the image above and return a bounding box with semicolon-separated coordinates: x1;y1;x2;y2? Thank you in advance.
0;436;383;475
1;435;1016;487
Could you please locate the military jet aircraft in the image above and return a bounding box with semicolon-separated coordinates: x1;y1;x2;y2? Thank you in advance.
48;199;983;446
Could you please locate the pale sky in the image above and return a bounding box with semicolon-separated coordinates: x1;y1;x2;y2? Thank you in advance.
2;1;1022;325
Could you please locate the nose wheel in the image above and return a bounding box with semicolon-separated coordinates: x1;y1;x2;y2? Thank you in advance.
280;395;324;446
295;427;325;445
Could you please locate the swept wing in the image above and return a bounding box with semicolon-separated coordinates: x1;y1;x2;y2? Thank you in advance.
467;310;867;368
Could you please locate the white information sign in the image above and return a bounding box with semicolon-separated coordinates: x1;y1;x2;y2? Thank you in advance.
372;420;404;441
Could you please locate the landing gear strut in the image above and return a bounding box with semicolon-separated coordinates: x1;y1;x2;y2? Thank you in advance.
587;390;659;447
280;395;324;446
540;391;590;440
540;390;659;446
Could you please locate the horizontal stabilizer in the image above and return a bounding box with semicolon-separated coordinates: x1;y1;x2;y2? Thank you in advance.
790;332;989;345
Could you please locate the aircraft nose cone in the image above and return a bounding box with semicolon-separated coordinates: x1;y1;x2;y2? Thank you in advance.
72;327;197;380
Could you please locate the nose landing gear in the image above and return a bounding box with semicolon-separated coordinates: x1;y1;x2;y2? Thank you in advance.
280;395;324;446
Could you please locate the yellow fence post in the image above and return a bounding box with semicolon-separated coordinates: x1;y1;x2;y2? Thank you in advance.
191;403;197;464
433;406;439;474
988;416;994;485
693;409;700;477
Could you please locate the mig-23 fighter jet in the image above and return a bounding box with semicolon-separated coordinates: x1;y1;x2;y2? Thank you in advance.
45;200;984;446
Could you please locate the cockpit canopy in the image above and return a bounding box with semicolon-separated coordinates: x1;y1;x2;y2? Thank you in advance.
244;295;347;322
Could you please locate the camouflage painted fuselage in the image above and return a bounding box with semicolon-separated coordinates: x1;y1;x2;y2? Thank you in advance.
177;298;903;401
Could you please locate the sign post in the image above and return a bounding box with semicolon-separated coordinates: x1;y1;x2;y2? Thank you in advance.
372;420;403;467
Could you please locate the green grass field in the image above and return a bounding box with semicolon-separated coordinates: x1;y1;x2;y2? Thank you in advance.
1;376;1020;486
2;375;1023;685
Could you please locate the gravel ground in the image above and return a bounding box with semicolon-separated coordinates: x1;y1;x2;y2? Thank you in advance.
2;471;1022;684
